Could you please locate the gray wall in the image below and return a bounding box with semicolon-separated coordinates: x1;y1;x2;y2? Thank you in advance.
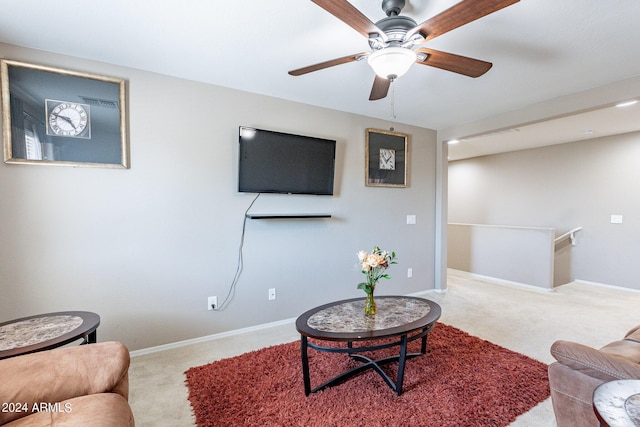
448;223;555;289
448;131;640;291
0;44;439;351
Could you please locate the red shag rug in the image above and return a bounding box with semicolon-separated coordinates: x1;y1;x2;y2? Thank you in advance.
185;323;549;426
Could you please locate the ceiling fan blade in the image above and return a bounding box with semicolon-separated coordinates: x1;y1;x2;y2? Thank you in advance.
408;0;519;43
311;0;386;40
369;75;391;101
288;53;367;76
416;48;492;77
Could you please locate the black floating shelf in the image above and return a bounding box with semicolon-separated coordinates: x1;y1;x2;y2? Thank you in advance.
246;213;332;219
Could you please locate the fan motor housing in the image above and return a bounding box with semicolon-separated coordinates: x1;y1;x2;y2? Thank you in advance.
370;15;418;48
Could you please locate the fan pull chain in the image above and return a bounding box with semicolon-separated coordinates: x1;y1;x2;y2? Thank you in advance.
390;79;397;121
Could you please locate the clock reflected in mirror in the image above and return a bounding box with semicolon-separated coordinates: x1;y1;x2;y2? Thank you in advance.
379;148;396;170
45;99;91;139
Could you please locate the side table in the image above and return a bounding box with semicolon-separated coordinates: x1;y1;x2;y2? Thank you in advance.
593;379;640;427
0;311;100;360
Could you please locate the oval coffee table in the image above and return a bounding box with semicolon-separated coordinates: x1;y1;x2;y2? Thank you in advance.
296;296;441;396
0;311;100;360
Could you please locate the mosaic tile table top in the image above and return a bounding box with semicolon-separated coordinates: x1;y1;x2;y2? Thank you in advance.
0;315;83;351
593;379;640;427
307;297;432;333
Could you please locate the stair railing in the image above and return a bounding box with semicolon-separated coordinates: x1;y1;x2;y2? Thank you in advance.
554;227;583;247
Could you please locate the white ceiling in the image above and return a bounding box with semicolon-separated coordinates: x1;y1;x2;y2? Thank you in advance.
448;100;640;160
2;0;640;159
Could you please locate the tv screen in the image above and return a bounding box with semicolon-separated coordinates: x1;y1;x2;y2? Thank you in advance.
238;127;336;195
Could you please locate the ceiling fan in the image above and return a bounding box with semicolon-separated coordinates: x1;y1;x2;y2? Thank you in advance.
289;0;520;101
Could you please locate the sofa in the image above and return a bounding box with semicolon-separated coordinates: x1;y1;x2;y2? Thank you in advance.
0;341;134;426
548;324;640;427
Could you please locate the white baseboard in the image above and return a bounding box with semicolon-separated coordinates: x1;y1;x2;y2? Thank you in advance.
407;289;437;297
574;279;640;294
130;288;440;358
449;269;640;294
130;317;296;358
448;268;554;293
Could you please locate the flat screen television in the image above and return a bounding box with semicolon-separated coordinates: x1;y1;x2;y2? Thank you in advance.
238;126;336;195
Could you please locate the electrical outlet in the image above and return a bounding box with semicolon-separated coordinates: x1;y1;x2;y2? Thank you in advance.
208;296;218;311
268;288;276;301
407;268;413;278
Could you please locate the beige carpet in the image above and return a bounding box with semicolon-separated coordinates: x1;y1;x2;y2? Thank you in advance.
128;269;640;426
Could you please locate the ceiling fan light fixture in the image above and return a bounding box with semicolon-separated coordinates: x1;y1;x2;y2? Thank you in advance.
367;47;417;80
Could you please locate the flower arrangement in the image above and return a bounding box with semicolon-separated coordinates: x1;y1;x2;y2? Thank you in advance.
357;246;397;315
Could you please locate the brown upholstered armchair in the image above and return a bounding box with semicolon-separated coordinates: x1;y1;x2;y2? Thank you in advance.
548;324;640;427
0;341;134;426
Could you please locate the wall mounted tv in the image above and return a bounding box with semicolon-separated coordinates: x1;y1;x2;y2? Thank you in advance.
238;126;336;195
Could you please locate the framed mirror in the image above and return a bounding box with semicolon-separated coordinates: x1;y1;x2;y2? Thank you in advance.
365;128;409;187
1;59;129;168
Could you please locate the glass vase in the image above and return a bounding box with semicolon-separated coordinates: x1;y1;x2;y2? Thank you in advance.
364;288;376;315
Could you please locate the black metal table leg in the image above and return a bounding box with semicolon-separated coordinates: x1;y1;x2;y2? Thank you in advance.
396;334;409;395
80;329;97;345
301;335;311;396
421;328;428;354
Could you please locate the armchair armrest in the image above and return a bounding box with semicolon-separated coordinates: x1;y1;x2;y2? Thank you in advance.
551;340;640;382
0;341;129;425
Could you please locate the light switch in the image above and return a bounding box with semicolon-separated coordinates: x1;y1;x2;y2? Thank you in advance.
611;214;623;224
406;215;416;225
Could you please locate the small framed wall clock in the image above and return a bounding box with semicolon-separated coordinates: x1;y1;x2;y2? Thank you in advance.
1;59;129;168
365;128;409;187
